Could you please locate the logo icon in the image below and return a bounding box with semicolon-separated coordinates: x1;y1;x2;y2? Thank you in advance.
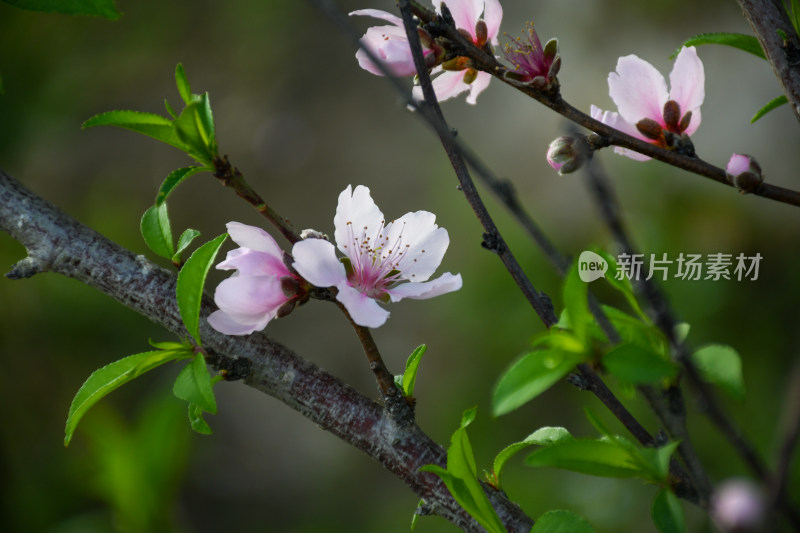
578;251;608;282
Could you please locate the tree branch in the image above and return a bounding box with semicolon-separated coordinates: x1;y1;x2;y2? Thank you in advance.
0;169;533;533
737;0;800;124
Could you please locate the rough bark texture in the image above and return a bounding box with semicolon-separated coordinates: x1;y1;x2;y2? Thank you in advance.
0;169;534;533
738;0;800;124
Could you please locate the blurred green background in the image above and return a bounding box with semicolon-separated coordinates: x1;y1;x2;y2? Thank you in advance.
1;0;799;531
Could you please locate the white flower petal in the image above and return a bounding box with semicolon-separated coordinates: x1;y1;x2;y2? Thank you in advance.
386;272;462;302
383;211;449;281
208;310;269;336
226;222;283;256
349;8;403;26
608;54;669;126
333;185;385;256
465;71;492;105
668;46;704;124
292;238;347;288
441;0;482;39
483;0;503;43
336;284;390;328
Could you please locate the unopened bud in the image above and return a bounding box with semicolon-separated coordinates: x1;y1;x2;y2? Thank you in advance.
543;38;559;63
300;228;328;240
546;136;588;175
711;479;765;532
726;153;763;193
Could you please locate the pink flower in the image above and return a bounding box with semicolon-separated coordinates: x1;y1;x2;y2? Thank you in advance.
711;479;765;531
350;9;436;77
291;185;462;328
591;46;704;161
412;0;503;104
502;23;559;85
208;222;302;335
726;153;753;176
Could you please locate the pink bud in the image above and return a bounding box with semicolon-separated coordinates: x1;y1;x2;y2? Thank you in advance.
725;153;763;193
711;479;765;532
547;136;586;175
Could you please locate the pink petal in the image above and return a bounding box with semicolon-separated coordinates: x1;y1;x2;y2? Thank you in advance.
465;71;492;105
216;248;288;276
336;284;390;328
412;70;470;103
668;46;704;127
214;275;287;318
291;238;347;288
441;0;483;39
608;54;669;126
207;310;269;335
386;272;462;302
355;25;422;77
726;153;751;176
482;0;503;43
349;8;403;26
226;222;283;256
333;185;385;256
591;105;652;162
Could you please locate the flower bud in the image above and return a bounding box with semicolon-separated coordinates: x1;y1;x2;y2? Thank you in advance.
726;153;763;193
300;228;328;240
635;118;663;141
711;479;765;532
547;136;587;175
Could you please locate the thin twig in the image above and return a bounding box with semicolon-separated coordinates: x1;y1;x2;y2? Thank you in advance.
409;2;800;208
771;361;800;516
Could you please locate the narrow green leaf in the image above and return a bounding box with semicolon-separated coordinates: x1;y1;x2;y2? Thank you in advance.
173;100;215;165
671;33;765;59
525;439;640;478
187;403;213;434
176;233;228;344
173;228;201;263
532;510;596;533
175;63;192;105
652;489;686;533
173;352;217;414
564;261;590;344
493;349;584;416
402;345;427;397
751;95;788;123
410;499;425;530
196;93;217;154
148;339;189;351
691;345;745;399
82;110;186;151
603;343;679;385
791;0;800;35
140;204;174;260
595;250;649;323
492;428;572;488
2;0;120;19
164;98;177;119
64;349;192;446
155;166;207;206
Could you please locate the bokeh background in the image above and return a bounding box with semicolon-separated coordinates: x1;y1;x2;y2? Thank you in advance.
1;0;799;531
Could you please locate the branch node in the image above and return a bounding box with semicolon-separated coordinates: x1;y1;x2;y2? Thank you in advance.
6;255;50;279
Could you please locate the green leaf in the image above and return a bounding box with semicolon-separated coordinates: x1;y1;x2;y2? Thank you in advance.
175;63;192;106
148;339;189;351
564;261;590;344
173;95;217;165
421;408;507;533
532;510;595;533
1;0;120;18
82;110;185;151
173;228;201;263
64;348;192;446
173;352;217;414
492;428;572;488
595;250;649;323
601;306;666;356
652;489;686;533
603;343;679;385
751;95;788;123
176;233;227;344
671;33;765;59
525;439;641;478
691;345;745;399
187;403;213;434
164;98;177;119
674;322;691;343
140;204;174;260
156;166;207;206
400;344;427;397
493;349;584;416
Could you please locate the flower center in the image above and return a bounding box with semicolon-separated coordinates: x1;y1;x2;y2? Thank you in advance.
343;219;410;298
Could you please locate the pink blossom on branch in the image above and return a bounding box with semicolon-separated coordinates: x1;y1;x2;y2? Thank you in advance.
412;0;503;104
208;222;305;335
291;185;462;328
591;46;705;161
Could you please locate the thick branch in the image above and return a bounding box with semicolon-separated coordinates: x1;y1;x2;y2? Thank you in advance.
738;0;800;124
0;169;533;533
